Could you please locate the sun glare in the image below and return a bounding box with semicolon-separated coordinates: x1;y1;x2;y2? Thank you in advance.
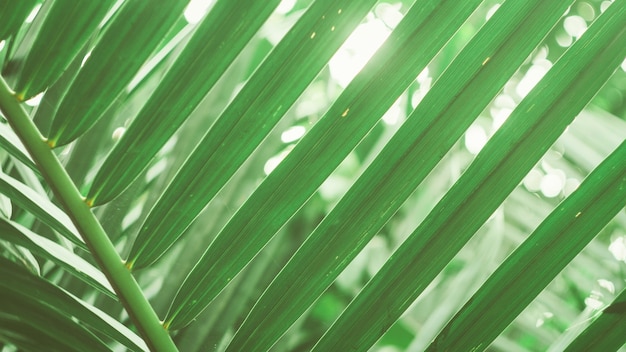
329;18;392;87
25;4;42;23
184;0;216;24
516;63;551;98
25;92;43;107
464;124;488;155
281;126;306;143
276;0;297;14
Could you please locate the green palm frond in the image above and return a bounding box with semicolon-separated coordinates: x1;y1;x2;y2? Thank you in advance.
0;0;624;351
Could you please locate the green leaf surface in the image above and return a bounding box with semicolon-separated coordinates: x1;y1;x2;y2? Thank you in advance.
4;0;116;100
0;119;38;172
313;2;626;350
0;258;112;352
166;0;484;331
4;242;40;275
47;0;189;147
0;319;70;352
225;1;575;350
0;71;177;350
128;0;380;270
0;0;38;41
428;141;626;351
0;170;85;249
0;218;115;298
86;0;281;206
564;289;626;352
0;256;147;352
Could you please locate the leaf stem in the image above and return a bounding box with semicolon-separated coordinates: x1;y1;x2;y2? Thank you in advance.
0;77;177;352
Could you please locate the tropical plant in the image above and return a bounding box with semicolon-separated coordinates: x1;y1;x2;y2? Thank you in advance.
0;0;624;351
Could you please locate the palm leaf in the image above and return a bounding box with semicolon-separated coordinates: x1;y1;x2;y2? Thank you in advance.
427;140;626;351
3;0;116;100
0;256;147;351
0;257;113;352
314;4;626;349
166;0;484;330
0;170;84;248
86;0;281;206
0;119;37;171
227;1;579;349
0;218;114;297
0;0;624;351
47;0;190;147
0;0;38;42
564;288;626;351
127;0;379;271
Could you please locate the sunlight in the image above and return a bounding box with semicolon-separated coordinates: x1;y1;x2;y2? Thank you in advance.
491;94;515;130
112;127;126;142
486;4;501;21
577;2;595;21
491;107;512;130
374;3;403;28
516;62;551;98
25;92;43;107
382;98;403;125
281;125;306;143
556;32;573;47
25;4;42;23
410;67;432;108
584;293;603;310
539;172;564;198
276;0;296;14
562;178;580;197
184;0;215;24
464;124;488;155
563;15;587;38
535;312;553;328
608;237;626;262
523;169;543;192
597;279;615;294
264;148;292;175
81;51;92;68
329;17;391;87
328;4;404;88
600;1;613;12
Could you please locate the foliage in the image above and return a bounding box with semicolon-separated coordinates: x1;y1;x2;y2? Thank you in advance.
0;0;624;351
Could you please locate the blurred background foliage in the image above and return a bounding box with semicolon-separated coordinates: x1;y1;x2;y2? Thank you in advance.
0;0;624;351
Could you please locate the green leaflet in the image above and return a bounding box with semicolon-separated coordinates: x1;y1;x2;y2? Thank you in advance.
0;257;112;352
0;0;38;41
85;0;281;206
0;170;85;249
0;119;38;172
427;141;626;351
312;2;626;350
563;288;626;352
127;0;380;270
226;1;576;350
0;256;147;352
3;0;116;100
0;219;115;298
165;0;483;331
47;0;189;147
1;69;178;350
